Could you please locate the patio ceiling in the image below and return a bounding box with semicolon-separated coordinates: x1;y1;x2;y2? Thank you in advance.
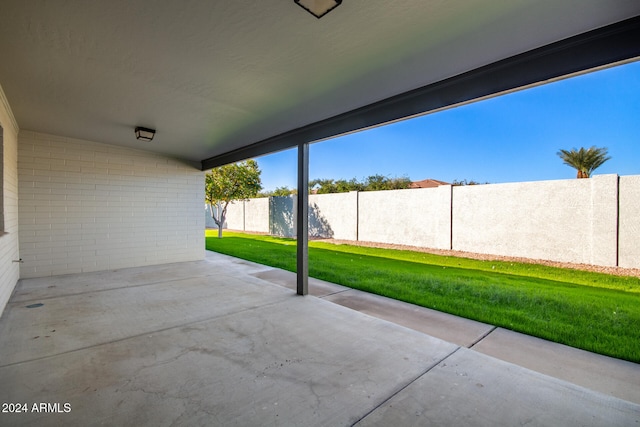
0;1;639;168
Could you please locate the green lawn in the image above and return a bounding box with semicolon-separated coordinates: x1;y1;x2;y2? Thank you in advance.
206;230;640;363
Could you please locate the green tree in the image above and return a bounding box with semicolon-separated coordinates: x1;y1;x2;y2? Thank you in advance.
386;176;412;190
205;160;262;238
310;175;410;193
557;146;611;178
363;174;411;191
364;174;388;191
272;186;296;196
257;186;296;197
335;178;363;193
451;179;488;186
310;179;338;194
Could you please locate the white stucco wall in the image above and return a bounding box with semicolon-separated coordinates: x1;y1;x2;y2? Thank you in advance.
205;202;244;230
619;175;640;269
0;85;21;316
588;175;619;266
309;192;358;240
267;193;359;239
452;175;618;266
18;131;205;278
204;204;216;229
206;175;636;269
244;198;269;233
270;196;296;238
206;198;278;234
358;186;452;249
223;201;245;230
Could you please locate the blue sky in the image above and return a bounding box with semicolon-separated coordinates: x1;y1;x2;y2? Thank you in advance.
256;60;640;191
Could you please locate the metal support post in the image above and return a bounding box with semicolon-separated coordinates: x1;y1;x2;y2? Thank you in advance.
296;143;309;295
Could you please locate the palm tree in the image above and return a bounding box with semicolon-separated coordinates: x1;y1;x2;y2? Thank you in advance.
557;146;611;178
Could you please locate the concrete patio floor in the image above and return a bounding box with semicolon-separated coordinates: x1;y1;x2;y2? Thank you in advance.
0;251;638;426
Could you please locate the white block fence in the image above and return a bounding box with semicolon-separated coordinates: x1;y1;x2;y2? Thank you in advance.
206;174;640;268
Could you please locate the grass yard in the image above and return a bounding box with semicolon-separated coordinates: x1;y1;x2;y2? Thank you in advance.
205;230;640;363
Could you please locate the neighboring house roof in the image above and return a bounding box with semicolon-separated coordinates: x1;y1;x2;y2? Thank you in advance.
409;179;450;189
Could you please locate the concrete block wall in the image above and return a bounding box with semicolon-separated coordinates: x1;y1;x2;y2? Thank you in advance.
588;175;619;266
244;198;269;233
452;175;618;266
270;196;296;237
619;175;640;268
213;174;638;269
18;131;205;278
205;203;237;229
359;187;452;249
265;193;359;239
206;198;269;233
0;85;21;315
204;204;216;229
223;201;245;230
309;192;358;240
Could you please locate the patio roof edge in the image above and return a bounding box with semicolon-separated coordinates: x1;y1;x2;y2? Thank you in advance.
201;15;640;171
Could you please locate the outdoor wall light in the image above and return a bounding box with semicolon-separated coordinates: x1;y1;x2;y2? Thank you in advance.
294;0;342;19
135;126;156;142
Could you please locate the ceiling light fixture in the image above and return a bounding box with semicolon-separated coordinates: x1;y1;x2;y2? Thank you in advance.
135;126;156;142
294;0;342;19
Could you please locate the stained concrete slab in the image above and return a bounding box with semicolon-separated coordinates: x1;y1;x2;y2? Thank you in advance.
258;257;640;406
0;275;287;365
1;251;638;426
356;348;640;427
472;327;640;404
205;250;274;276
251;269;349;297
0;275;457;425
9;260;224;302
323;289;494;348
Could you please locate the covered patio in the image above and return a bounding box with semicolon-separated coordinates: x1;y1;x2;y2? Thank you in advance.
1;251;638;425
1;1;640;424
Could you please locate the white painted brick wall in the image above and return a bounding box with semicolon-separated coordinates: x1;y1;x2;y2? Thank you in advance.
0;85;21;315
18;131;205;278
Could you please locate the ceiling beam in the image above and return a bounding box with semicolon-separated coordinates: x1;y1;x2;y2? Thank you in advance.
201;15;640;171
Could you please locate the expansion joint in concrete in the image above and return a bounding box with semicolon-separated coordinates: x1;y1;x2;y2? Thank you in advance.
318;288;351;298
350;346;461;426
11;275;218;304
468;326;498;349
